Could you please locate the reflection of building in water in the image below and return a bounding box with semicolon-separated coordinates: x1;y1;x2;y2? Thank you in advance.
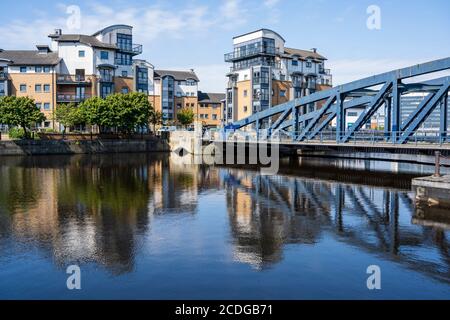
0;155;153;275
225;170;331;270
223;167;449;281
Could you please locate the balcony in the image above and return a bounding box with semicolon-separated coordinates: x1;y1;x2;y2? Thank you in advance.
319;68;331;75
99;75;114;83
116;43;143;55
56;94;91;103
225;46;279;62
57;75;92;85
230;61;281;73
0;72;7;80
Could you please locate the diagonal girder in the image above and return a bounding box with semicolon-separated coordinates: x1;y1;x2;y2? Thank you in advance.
266;107;292;138
400;93;435;131
307;110;337;140
296;94;337;141
340;81;393;143
398;79;450;144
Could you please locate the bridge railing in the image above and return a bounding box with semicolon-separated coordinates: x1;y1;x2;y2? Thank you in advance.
206;129;449;146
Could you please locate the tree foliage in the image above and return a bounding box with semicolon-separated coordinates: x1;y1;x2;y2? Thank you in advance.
55;103;86;133
0;96;46;138
149;110;163;131
177;108;195;127
78;92;151;133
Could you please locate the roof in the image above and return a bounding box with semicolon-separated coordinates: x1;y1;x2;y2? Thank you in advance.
198;92;225;104
53;34;117;50
0;50;60;66
284;47;326;60
92;24;133;36
233;28;286;42
154;69;199;82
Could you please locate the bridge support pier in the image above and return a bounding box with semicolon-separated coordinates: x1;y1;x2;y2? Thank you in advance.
440;94;448;143
384;97;392;141
335;93;344;143
391;80;400;143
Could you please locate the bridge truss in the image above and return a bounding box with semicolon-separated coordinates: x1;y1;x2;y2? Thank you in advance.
230;58;450;144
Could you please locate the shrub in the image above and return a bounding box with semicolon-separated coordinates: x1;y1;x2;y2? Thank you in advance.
8;127;26;139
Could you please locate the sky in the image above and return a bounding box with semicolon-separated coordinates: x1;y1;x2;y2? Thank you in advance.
1;0;449;92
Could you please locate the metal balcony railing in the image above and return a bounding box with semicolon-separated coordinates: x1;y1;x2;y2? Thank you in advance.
116;43;143;55
225;46;279;62
319;68;331;75
57;75;92;84
56;94;91;103
99;75;114;82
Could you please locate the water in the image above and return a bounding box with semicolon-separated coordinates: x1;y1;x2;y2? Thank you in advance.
0;153;449;300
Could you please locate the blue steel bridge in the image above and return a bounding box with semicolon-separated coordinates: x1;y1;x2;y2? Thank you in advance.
226;58;450;145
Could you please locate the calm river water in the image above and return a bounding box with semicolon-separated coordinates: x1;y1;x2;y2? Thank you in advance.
0;153;449;299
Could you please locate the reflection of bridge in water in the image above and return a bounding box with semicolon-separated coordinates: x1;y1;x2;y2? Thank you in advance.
224;167;449;283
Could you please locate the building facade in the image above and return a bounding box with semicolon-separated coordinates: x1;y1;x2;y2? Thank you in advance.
0;25;143;130
224;29;332;127
0;24;226;131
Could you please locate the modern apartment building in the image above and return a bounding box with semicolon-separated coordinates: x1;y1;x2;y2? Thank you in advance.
0;25;143;130
149;69;200;122
224;29;332;126
1;24;225;130
197;92;226;128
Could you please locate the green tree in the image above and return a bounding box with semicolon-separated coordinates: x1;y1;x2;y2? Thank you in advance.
55;103;86;134
149;110;163;132
0;96;46;138
79;93;151;134
177;108;195;127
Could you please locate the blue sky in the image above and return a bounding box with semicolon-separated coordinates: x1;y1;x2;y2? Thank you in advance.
2;0;449;92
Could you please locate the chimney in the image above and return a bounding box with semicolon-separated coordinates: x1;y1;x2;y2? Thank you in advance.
55;29;62;36
190;68;194;73
311;48;317;53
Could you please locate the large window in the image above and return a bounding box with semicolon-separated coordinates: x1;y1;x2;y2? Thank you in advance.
115;52;132;65
78;50;85;58
20;67;27;73
117;33;132;51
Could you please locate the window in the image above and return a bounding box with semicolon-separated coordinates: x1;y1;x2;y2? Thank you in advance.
20;67;27;73
177;103;182;109
190;92;195;96
115;52;132;65
292;60;298;66
348;112;358;117
176;92;182;97
306;61;312;68
243;90;248;97
78;50;85;57
121;71;128;77
186;79;196;86
43;66;51;73
212;114;217;120
43;103;50;110
244;106;248;112
100;51;109;60
280;90;286;97
35;103;42;109
35;84;42;92
191;103;195;107
280;74;286;81
204;114;209;119
117;33;132;51
35;66;42;73
44;84;50;92
20;84;27;92
44;121;50;128
121;87;129;94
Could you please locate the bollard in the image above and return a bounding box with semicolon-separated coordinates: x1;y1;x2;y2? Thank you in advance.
434;151;441;177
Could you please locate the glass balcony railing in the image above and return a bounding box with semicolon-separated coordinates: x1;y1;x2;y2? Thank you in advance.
56;94;91;103
225;46;279;62
57;75;91;84
230;61;281;73
116;43;143;55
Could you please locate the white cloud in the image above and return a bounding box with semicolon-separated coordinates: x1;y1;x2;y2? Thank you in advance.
264;0;280;8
